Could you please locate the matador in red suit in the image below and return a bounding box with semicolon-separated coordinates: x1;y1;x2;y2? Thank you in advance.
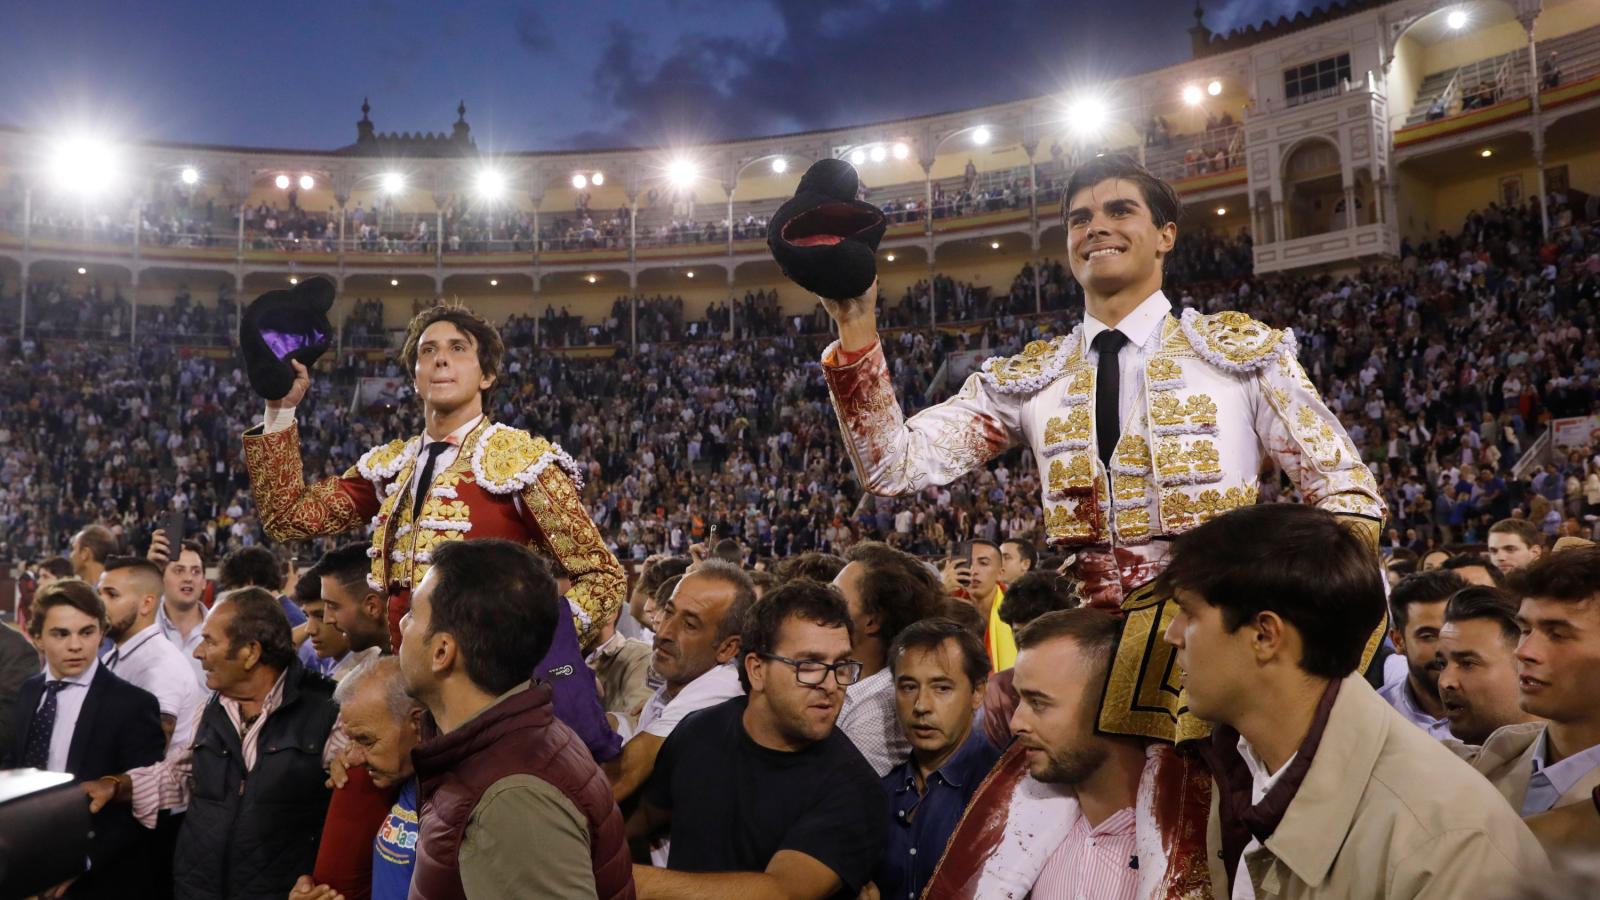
242;302;626;898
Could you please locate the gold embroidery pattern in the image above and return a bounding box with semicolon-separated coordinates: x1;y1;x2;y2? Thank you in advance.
982;335;1076;392
1186;310;1286;367
1146;357;1184;389
244;423;370;542
1048;454;1094;497
478;428;559;489
1042;407;1092;454
521;462;627;651
1159;485;1259;531
1115;507;1152;541
1293;405;1345;469
1111;433;1151;475
1062;367;1094;403
1155;437;1190;482
1113;473;1150;505
1045;499;1097;543
1149;392;1218;434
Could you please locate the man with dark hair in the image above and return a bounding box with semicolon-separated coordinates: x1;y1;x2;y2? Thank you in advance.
627;556;689;641
613;561;755;806
1442;552;1503;587
98;557;205;750
775;551;847;585
999;538;1036;586
309;543;391;656
813;155;1384;820
1160;504;1545;897
1456;546;1600;828
832;541;945;774
69;524;118;586
239;301;626;772
1379;570;1468;739
398;539;631;898
1488;517;1545;574
86;586;345;900
9;580;165;900
711;538;744;567
219;545;311;641
630;581;885;900
1438;587;1539;744
983;570;1082;747
872;618;999;900
148;531;212;689
957;539;1015;670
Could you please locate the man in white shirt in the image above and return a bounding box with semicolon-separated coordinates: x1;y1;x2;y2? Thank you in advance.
98;557;206;751
148;530;212;689
612;562;754;803
1378;570;1466;740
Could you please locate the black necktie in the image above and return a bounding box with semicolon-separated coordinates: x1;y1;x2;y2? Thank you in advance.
412;441;452;520
22;680;70;770
1092;329;1130;465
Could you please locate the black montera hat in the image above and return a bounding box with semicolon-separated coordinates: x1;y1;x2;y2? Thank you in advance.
239;276;335;400
767;159;887;302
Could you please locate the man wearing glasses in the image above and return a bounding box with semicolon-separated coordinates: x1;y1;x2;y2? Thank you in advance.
628;581;889;900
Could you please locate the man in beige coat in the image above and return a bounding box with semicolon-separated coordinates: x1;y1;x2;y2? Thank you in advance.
1160;504;1549;898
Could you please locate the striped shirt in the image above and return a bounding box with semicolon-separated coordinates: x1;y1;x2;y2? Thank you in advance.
1030;806;1139;900
129;669;346;827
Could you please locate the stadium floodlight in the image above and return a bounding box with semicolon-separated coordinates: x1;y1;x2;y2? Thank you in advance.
299;174;315;191
885;253;896;262
1207;79;1223;97
591;171;604;186
180;167;200;186
1182;85;1203;106
475;168;507;200
275;174;291;190
771;157;788;174
870;145;887;163
77;267;87;275
1216;206;1227;216
381;172;405;194
288;276;299;284
686;270;695;278
50;136;119;196
586;274;598;283
1480;148;1493;158
849;149;866;165
390;278;400;286
667;158;698;187
972;126;992;145
991;241;1001;250
892;142;910;160
1447;9;1468;29
489;278;499;286
1066;95;1109;139
572;174;588;190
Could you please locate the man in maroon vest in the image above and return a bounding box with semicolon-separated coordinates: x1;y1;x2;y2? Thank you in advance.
399;539;633;900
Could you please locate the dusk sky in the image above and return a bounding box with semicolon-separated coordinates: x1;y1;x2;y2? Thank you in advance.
1;0;1322;152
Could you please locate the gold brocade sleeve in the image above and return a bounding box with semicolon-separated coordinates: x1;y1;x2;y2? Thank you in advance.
519;463;626;653
242;422;377;542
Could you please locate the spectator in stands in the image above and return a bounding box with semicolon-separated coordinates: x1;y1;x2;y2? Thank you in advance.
86;587;343;900
1161;504;1547;897
1458;547;1600;821
998;538;1036;587
612;562;755;803
1438;586;1541;745
629;580;885;900
1381;571;1467;739
1488;517;1546;574
309;543;391;659
871;618;999;900
950;540;1014;671
97;557;205;750
1541;51;1562;90
1443;553;1503;587
11;580;165;900
149;531;212;689
400;540;631;898
69;524;117;586
831;541;945;775
982;571;1082;748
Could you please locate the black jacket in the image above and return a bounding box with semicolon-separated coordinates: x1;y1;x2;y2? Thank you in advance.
7;662;166;899
0;624;39;760
172;659;339;900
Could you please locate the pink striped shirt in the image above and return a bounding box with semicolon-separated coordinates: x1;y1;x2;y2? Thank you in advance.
129;671;346;827
1030;806;1139;900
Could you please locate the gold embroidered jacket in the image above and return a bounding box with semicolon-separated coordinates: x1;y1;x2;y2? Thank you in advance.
822;309;1384;550
242;418;624;649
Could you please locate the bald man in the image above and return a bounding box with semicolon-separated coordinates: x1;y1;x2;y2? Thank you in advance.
99;557;207;750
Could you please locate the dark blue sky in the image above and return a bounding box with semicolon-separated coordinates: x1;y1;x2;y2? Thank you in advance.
1;0;1319;152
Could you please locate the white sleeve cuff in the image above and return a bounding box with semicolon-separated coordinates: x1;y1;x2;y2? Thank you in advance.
262;404;298;434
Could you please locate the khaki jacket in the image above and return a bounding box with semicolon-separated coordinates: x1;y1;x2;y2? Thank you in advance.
1452;721;1600;814
1205;676;1550;898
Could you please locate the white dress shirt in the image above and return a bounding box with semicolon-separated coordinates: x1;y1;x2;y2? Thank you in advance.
837;667;910;777
1523;729;1600;815
1232;737;1298;900
1079;289;1175;434
103;623;206;751
35;657;99;773
156;598;212;690
633;662;743;739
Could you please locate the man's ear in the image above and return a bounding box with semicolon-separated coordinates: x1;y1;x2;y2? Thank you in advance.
431;632;457;677
1156;220;1178;256
715;635;741;666
363;592;386;619
743;651;764;693
1388;626;1406;655
1252;610;1292;665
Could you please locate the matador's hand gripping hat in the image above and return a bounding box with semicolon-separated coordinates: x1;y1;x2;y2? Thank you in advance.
767;158;887;301
239;275;335;400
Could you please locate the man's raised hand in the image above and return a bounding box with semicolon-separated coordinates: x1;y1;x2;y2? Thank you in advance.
268;360;312;410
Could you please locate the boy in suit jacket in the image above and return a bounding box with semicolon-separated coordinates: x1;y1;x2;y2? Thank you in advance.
8;578;165;899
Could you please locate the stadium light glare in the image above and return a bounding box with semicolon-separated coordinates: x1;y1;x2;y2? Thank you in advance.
667;158;698;187
1480;148;1493;158
885;253;895;262
1207;79;1223;97
870;145;887;163
1447;9;1468;30
390;278;400;286
381;172;405;194
990;241;1001;250
686;270;695;278
572;173;588;190
489;278;499;286
892;142;910;160
972;126;991;145
77;267;87;275
1215;206;1227;216
180;167;200;186
476;168;507;200
586;274;598;283
1182;85;1203;106
288;276;299;285
299;174;315;191
771;157;788;174
849;149;866;165
591;171;604;186
49;136;120;196
1066;95;1109;139
275;174;291;190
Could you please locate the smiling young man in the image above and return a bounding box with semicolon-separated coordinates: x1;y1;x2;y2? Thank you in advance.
816;154;1382;761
